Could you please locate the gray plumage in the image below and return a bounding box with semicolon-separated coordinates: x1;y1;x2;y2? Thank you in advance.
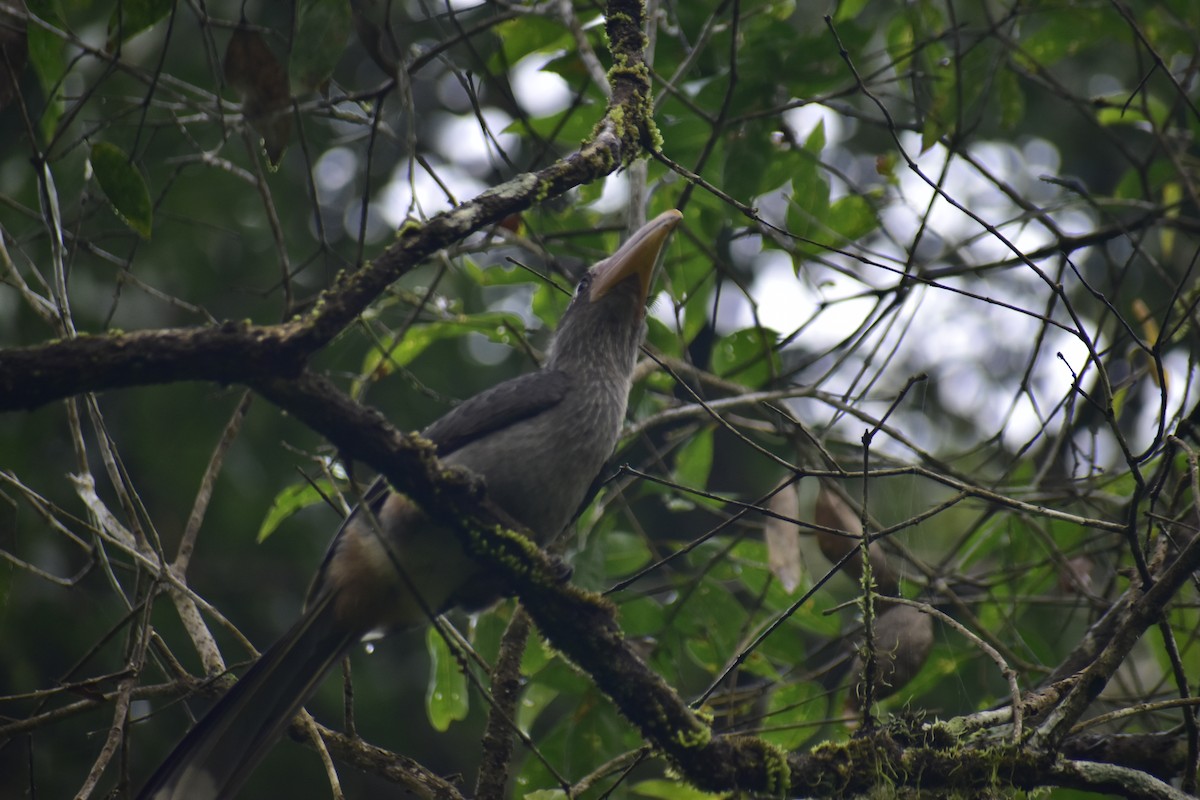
137;210;681;800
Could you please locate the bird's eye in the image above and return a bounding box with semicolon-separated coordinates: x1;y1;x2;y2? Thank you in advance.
576;273;592;296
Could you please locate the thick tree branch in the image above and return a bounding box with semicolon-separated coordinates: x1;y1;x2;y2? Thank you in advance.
1062;732;1191;784
1048;759;1195;800
0;321;308;412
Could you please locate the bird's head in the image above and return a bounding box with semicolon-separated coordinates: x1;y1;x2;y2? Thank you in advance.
549;209;683;372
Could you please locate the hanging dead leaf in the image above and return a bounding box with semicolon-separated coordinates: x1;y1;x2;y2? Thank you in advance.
813;485;862;561
764;484;802;594
1131;298;1159;346
814;485;899;595
498;212;523;233
223;26;291;166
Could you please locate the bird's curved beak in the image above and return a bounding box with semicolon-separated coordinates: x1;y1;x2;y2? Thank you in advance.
589;209;683;306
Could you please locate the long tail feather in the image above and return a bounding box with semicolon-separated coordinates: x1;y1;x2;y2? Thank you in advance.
138;593;358;800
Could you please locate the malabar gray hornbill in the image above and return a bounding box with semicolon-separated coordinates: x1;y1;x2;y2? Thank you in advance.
137;209;683;800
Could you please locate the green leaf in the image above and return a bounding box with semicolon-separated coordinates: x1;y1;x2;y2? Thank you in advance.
359;312;524;384
487;16;570;73
676;579;744;660
768;0;796;21
921;77;952;153
257;479;334;542
786;158;830;256
425;628;469;731
885;15;914;77
834;0;871;23
731;539;841;637
464;257;541;286
684;635;721;671
89;142;153;239
507;103;600;144
539;49;597;85
657;110;721;174
827;194;879;243
756;616;809;664
520;632;555;676
290;0;352;94
711;327;780;388
515;681;560;732
674;428;713;492
618;596;665;637
660;237;718;343
722;17;788;116
645;315;684;359
996;68;1025;129
531;282;569;328
761;148;804;195
106;0;172;51
526;652;590;694
516;683;635;793
1110;383;1129;421
874;645;964;711
722;124;774;202
525;792;568;800
26;0;65;141
603;530;652;577
634;778;724;799
761;681;823;749
1019;6;1116;67
1096;94;1171;130
804;118;826;154
921;37;1007;153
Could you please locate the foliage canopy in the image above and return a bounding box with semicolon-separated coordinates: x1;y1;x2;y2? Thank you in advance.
1;0;1199;797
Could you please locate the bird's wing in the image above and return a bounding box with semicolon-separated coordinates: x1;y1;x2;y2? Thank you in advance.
422;368;571;455
334;369;571;510
305;368;571;606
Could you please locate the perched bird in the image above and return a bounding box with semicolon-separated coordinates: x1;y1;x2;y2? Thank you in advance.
138;210;683;800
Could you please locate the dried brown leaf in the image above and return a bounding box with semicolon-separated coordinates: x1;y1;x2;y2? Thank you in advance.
814;486;899;596
764;485;802;594
224;26;292;166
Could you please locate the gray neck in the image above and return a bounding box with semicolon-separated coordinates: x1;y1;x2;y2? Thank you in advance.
547;290;646;383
